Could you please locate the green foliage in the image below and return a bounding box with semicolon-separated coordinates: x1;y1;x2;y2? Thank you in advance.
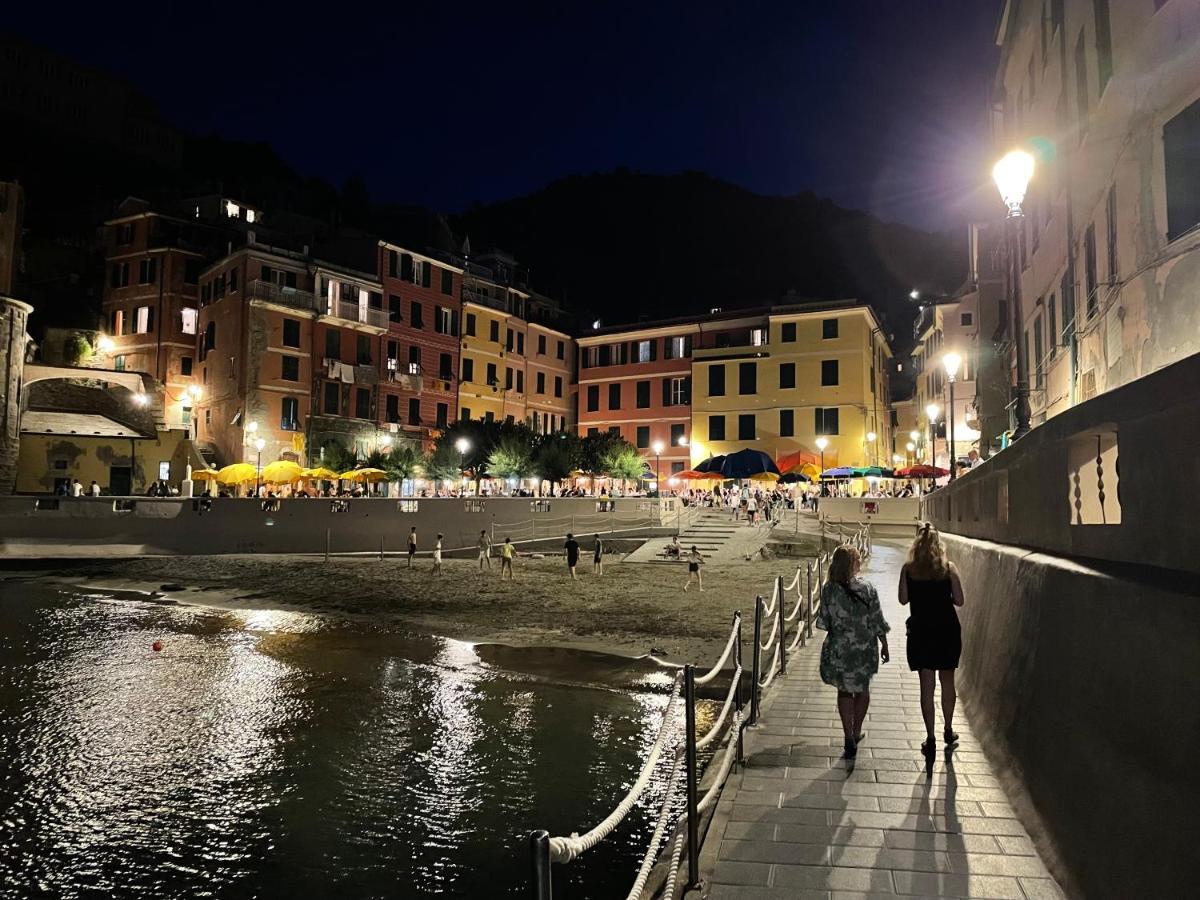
487;435;534;480
318;439;358;474
534;437;573;492
64;334;93;366
601;445;645;482
424;442;462;484
385;444;422;481
579;431;628;476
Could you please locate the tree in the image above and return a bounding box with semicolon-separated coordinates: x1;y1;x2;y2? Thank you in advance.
602;445;645;495
64;334;93;366
580;431;626;477
535;436;573;495
385;444;422;482
317;439;358;474
487;435;534;482
424;443;461;487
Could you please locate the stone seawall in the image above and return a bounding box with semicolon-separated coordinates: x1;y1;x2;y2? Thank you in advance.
945;533;1199;900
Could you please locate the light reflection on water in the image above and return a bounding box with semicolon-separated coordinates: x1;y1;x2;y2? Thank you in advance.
0;582;690;899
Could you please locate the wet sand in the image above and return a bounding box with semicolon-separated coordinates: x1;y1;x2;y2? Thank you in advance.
14;548;813;664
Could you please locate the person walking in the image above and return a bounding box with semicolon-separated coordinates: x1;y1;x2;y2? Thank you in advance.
746;494;758;525
682;546;705;593
89;480;101;496
898;523;965;757
407;527;418;568
563;533;580;579
477;530;492;570
817;544;890;759
432;533;444;575
500;537;516;580
592;534;604;575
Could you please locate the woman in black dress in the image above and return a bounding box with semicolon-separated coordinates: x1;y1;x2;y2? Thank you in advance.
899;523;966;756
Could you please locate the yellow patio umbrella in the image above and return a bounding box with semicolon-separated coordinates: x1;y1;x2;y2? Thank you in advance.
190;468;219;482
340;467;391;483
261;460;304;484
216;463;257;485
302;466;340;481
750;471;780;483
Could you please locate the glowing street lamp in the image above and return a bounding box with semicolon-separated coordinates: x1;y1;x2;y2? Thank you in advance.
925;403;940;467
865;430;877;466
993;149;1036;439
943;352;962;480
815;436;829;479
97;335;115;354
254;437;266;495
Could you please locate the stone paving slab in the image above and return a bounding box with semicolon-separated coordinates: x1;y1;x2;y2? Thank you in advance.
697;540;1064;899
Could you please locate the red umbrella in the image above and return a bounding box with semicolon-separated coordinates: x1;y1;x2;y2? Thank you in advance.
776;449;819;474
895;464;949;478
675;469;719;480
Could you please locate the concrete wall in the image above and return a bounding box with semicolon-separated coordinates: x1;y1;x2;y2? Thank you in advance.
922;353;1200;576
818;496;920;534
944;533;1198;900
0;495;684;558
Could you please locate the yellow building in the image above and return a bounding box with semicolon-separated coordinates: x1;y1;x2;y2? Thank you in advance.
689;303;893;470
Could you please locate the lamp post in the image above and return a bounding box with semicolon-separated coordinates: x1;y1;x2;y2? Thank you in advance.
925;403;940;468
942;352;962;480
906;441;916;465
254;437;265;496
652;440;664;493
455;437;471;496
993;149;1035;440
815;436;828;495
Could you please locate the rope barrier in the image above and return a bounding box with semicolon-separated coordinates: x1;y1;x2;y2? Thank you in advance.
694;613;741;685
697;709;742;813
696;664;742;752
624;748;685;900
758;609;779;652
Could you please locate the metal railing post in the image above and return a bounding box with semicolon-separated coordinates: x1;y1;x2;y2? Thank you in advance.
805;563;814;640
325;527;331;563
776;575;787;675
750;596;763;726
529;830;552;900
733;611;744;765
684;664;701;893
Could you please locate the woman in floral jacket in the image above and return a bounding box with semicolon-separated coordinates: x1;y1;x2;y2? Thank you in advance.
817;544;890;759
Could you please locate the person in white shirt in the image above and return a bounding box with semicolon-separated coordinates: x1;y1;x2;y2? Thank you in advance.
71;479;83;497
433;533;444;575
89;481;101;496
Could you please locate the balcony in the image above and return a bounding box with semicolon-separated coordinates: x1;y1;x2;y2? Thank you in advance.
248;279;318;312
462;286;514;315
325;298;388;329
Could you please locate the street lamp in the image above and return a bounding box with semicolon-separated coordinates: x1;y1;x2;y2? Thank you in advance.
815;435;828;477
905;441;916;465
455;437;471;494
925;404;940;468
254;437;265;496
865;430;876;467
651;440;664;491
993;149;1035;440
942;352;962;480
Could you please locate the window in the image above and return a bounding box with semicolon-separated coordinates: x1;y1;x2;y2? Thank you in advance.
779;409;794;437
779;362;795;389
408;345;421;374
435;306;455;335
821;359;839;386
118;223;134;244
667;376;690;406
1061;268;1075;340
138;258;157;285
505;367;513;390
738;414;755;441
1093;0;1112;95
135;306;154;334
636;380;651;408
535;371;545;394
439;353;453;381
462;358;474;383
114;354;126;371
609;383;621;409
708;364;725;397
386;395;399;422
408;398;421;425
587;385;600;411
781;322;797;342
181;308;197;335
436;403;448;428
202;322;216;357
517;370;524;393
1165;98;1200;239
815;407;839;435
184;259;201;284
324;329;340;362
533;334;545;355
587;427;600;438
636;426;650;449
636;340;653;363
822;318;838;339
506;329;514;352
1084;223;1098;318
357;335;371;365
663;335;687;360
388;250;399;277
229;268;238;293
739;362;757;395
460;406;471;421
961;313;973;327
440;268;453;295
1105;185;1118;280
486;363;498;386
556;340;565;360
554;376;563;398
517;333;525;356
709;415;726;441
282;318;300;348
281;355;300;381
389;294;402;323
465;313;476;336
181;356;192;376
1034;316;1045;389
669;423;685;446
324;381;340;415
109;261;128;288
410;302;423;329
1049;294;1058;358
282;397;299;431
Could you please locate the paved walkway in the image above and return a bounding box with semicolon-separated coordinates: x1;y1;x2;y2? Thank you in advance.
699;540;1063;899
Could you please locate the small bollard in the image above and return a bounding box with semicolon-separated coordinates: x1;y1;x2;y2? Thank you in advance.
529;830;552;900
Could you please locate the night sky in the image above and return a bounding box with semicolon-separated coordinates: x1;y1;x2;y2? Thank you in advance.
10;1;1001;231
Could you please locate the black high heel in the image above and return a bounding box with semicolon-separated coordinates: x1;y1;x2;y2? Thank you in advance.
921;738;937;757
944;729;960;747
843;739;858;759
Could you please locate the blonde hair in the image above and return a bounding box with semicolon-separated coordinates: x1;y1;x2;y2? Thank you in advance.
906;522;949;580
826;544;861;588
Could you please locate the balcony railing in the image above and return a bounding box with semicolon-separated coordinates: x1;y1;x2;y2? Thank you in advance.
331;299;389;329
248;279;318;312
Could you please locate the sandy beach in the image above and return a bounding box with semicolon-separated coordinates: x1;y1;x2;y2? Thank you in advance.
16;540;821;664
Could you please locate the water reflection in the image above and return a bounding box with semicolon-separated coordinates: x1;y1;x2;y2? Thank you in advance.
0;583;683;898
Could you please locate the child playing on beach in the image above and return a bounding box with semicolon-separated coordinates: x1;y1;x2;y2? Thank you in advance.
593;534;604;575
407;527;418;568
500;537;516;579
432;533;443;575
477;530;492;570
682;546;705;593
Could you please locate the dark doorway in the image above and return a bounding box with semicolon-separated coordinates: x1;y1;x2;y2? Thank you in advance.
109;466;132;496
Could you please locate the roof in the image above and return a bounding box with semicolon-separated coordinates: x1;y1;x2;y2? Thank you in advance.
21;411;148;439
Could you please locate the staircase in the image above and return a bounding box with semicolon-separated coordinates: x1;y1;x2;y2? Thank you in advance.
623;508;759;563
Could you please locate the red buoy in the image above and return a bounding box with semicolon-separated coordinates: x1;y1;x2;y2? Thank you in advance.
152;641;163;652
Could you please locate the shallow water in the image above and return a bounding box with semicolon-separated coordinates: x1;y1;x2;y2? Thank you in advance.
0;580;685;898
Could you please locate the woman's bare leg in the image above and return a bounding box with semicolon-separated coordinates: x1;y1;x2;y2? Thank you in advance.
853;691;870;738
918;669;937;741
939;670;957;734
836;691;857;743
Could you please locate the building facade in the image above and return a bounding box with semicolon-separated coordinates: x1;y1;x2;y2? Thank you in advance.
992;0;1200;433
576;321;698;475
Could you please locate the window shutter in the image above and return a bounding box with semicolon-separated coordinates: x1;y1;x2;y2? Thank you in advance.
662;378;672;407
649;340;658;361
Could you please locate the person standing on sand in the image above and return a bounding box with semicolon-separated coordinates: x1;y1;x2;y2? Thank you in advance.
593;534;604;575
432;533;444;575
817;544;890;760
407;527;418;568
682;546;705;592
500;537;516;579
477;530;492;570
564;533;580;579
